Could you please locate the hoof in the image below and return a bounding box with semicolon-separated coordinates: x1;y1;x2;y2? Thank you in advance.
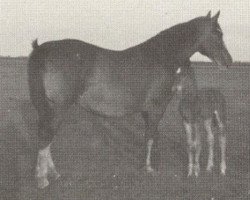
146;166;154;173
220;164;226;175
194;165;200;177
37;177;49;189
146;167;159;177
37;170;61;189
142;165;158;176
206;164;214;172
187;171;192;177
36;144;60;189
49;168;61;180
220;169;226;176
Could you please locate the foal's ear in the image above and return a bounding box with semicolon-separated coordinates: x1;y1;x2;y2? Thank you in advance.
206;10;211;18
212;10;220;22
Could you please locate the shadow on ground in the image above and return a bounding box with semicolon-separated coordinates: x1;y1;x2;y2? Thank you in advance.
0;97;249;200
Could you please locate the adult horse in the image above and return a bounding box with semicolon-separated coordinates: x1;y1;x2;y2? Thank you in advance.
28;11;232;188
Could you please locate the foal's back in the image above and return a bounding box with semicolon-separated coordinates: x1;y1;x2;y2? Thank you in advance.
179;87;226;125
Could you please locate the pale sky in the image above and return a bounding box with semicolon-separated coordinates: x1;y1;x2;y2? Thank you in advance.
1;0;250;61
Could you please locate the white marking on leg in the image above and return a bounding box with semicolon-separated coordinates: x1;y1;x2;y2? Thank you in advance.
146;139;154;173
214;110;224;129
194;123;201;177
187;148;193;177
36;144;60;189
205;119;214;172
184;122;194;176
215;110;227;175
36;144;51;188
219;135;226;175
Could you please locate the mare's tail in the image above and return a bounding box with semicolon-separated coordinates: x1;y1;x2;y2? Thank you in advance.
27;39;53;127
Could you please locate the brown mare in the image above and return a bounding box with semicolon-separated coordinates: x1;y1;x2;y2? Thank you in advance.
27;11;232;188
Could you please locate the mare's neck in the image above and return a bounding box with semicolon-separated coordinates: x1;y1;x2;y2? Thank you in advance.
145;20;200;65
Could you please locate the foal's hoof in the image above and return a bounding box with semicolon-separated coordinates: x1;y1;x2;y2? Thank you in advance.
194;165;200;177
206;165;214;172
220;169;226;176
142;165;158;176
146;166;155;173
146;167;159;177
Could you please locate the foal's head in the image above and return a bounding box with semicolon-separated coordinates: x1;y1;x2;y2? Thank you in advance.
172;64;197;95
172;67;188;93
196;11;233;68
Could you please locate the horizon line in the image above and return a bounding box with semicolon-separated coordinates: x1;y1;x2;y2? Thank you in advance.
0;55;249;64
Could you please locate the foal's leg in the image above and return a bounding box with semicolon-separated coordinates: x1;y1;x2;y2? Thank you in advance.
219;133;226;175
204;119;214;172
183;121;194;176
215;113;227;175
193;123;201;177
36;116;60;189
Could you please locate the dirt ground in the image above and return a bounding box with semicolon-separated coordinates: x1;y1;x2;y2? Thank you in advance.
0;58;249;200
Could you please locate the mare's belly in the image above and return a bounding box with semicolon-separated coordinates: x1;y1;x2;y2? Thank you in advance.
79;83;142;117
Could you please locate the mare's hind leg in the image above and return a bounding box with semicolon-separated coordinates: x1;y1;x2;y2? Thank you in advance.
183;121;194;176
36;116;60;189
204;119;214;172
141;111;161;173
36;144;60;188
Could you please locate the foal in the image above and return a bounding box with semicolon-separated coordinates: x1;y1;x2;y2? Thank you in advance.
174;67;227;177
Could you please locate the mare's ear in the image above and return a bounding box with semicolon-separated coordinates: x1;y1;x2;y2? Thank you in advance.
212;10;220;22
206;11;211;18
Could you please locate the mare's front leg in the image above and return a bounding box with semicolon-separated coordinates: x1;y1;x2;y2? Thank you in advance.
183;121;195;176
141;84;174;173
141;111;163;173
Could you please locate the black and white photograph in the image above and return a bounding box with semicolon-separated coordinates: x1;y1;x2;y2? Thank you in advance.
0;1;249;199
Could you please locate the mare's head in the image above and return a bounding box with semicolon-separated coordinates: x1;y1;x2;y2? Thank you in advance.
195;11;233;68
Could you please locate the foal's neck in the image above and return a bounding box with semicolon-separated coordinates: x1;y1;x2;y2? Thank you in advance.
182;81;199;98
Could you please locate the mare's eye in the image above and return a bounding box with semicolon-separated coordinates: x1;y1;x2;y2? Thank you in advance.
213;26;223;38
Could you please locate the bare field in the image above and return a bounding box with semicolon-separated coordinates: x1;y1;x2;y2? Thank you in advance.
0;58;249;200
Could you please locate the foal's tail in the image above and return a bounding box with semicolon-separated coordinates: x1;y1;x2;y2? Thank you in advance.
27;40;53;120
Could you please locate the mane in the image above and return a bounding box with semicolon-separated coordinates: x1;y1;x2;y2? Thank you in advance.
139;16;204;63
